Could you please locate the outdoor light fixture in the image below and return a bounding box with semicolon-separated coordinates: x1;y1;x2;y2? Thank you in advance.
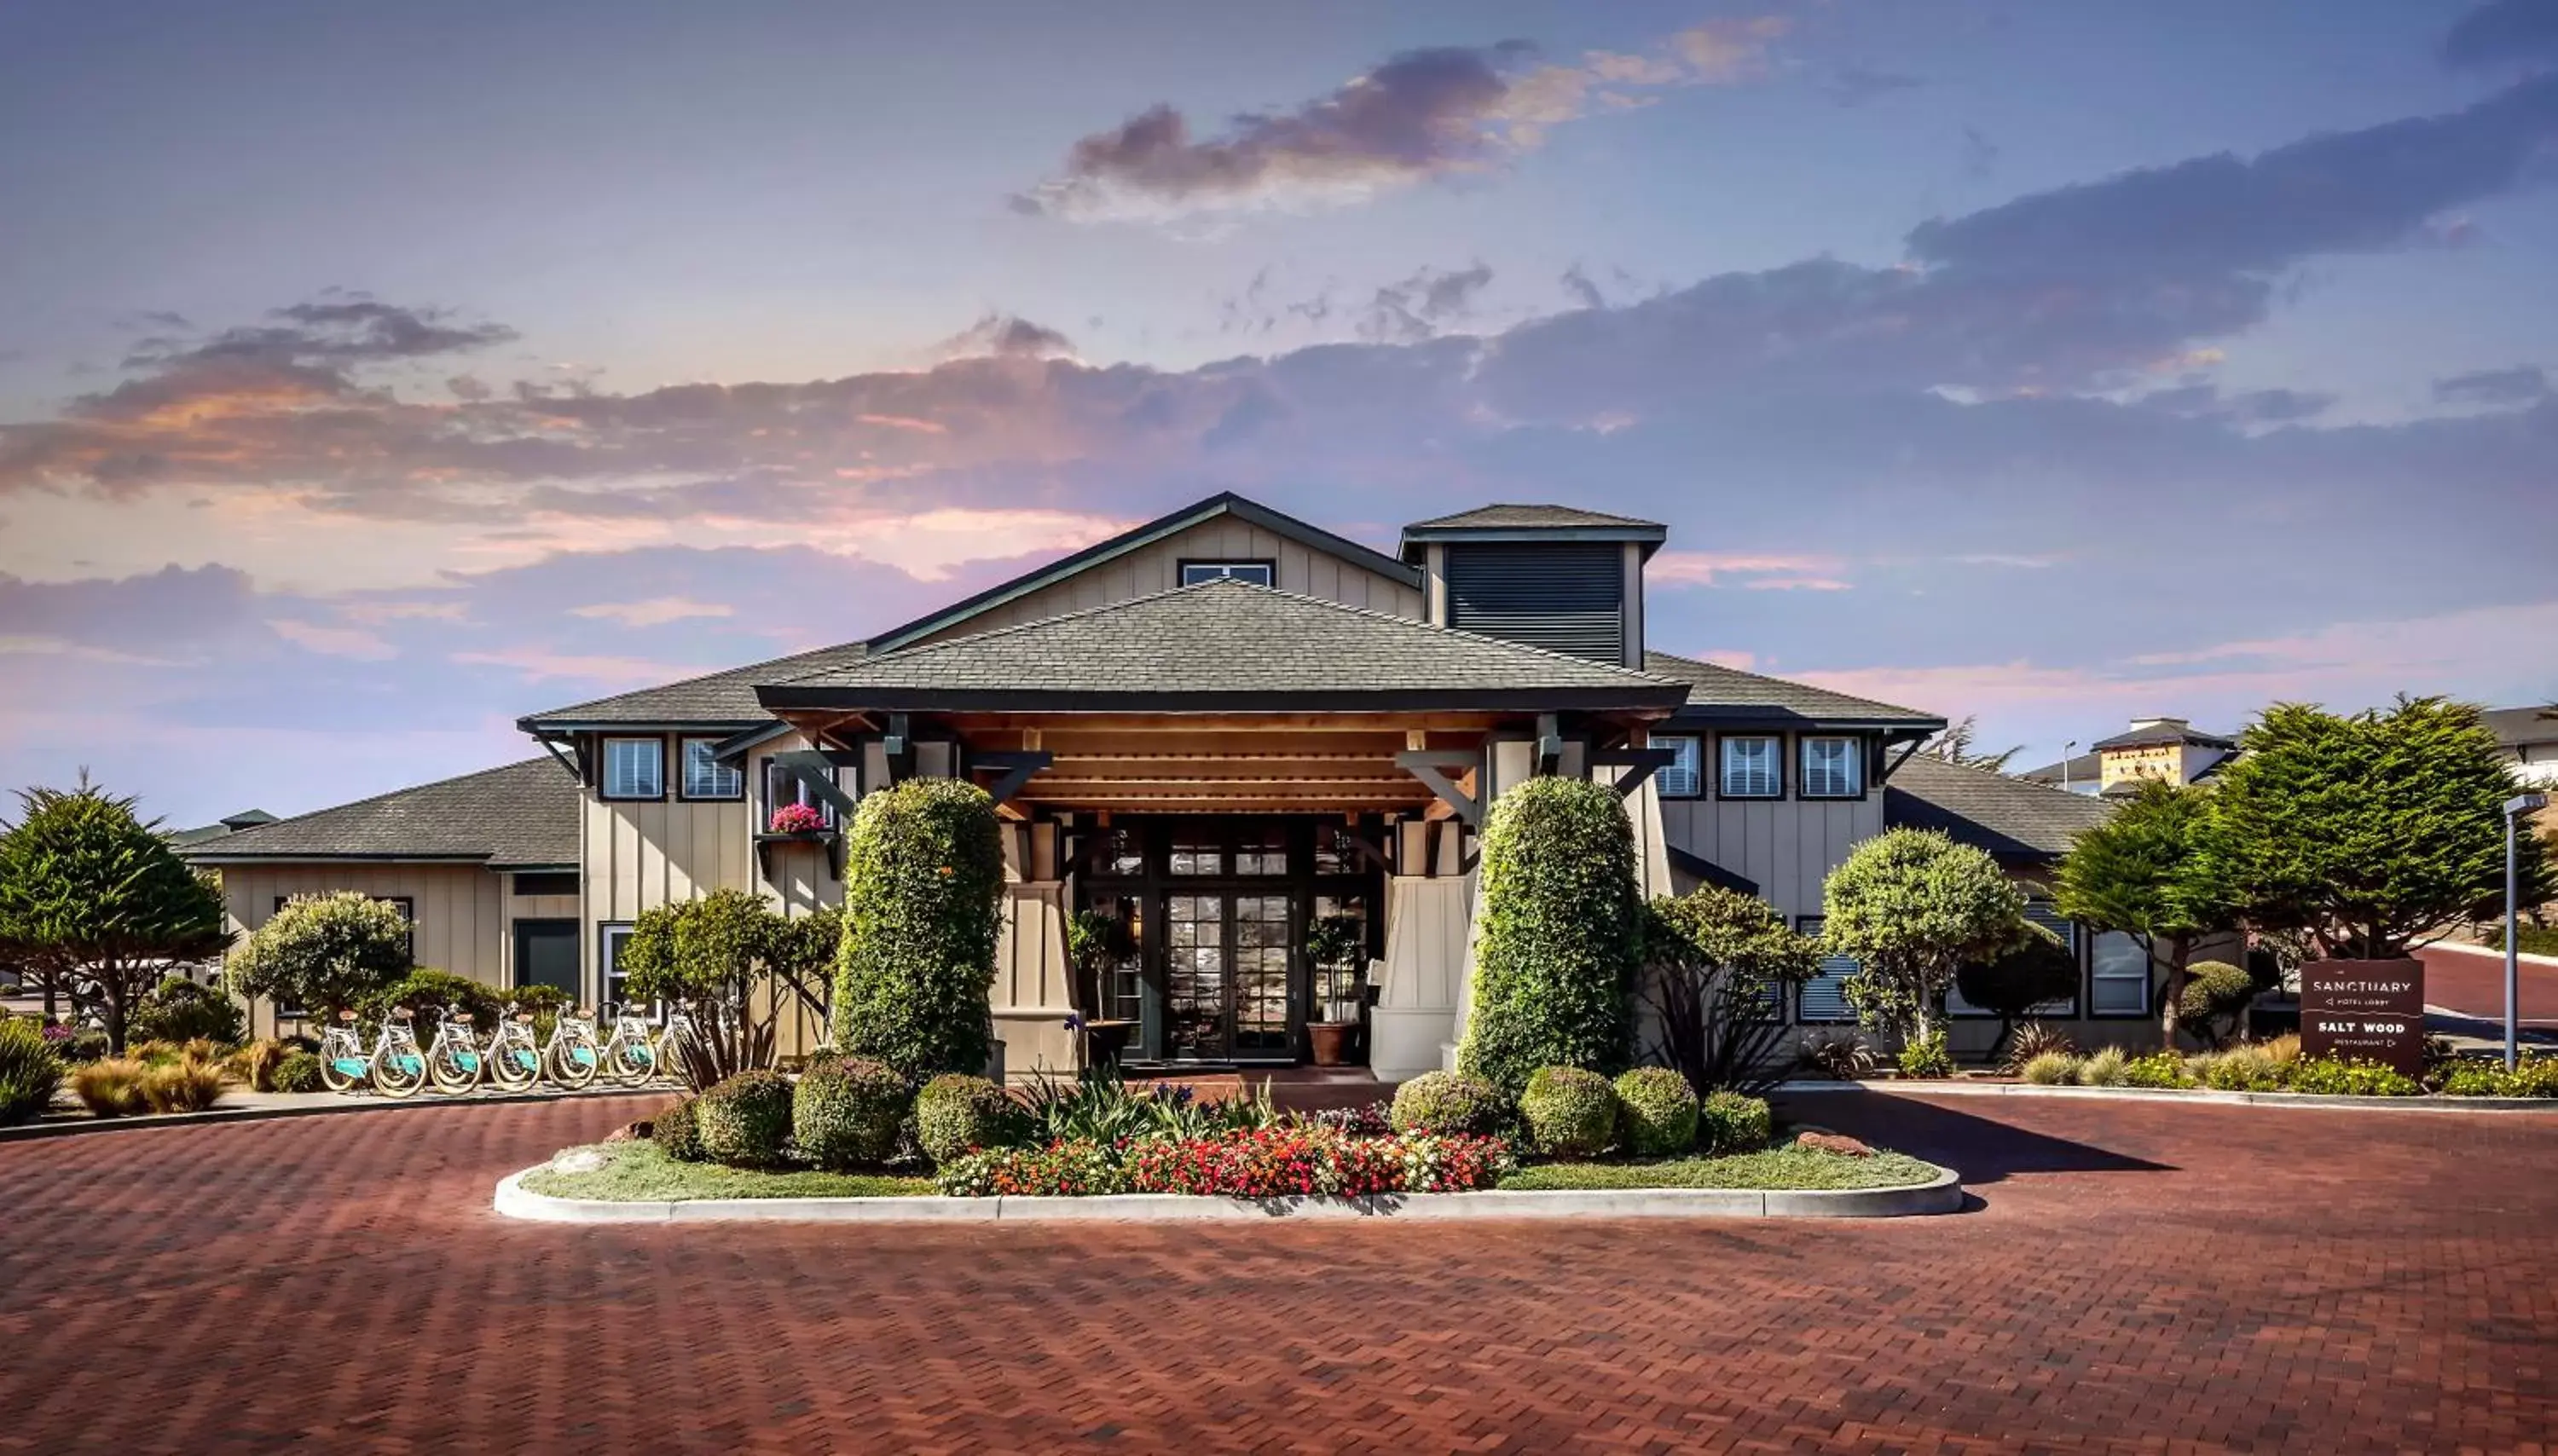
2062;739;2079;791
2505;790;2549;1071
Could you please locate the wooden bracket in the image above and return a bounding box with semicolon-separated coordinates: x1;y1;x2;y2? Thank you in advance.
970;750;1052;806
1396;749;1482;827
1589;746;1678;799
1535;714;1564;775
767;749;862;820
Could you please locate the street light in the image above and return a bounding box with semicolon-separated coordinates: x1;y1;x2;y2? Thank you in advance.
2061;740;2079;792
2505;790;2549;1072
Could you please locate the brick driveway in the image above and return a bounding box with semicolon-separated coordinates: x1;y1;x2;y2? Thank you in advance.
2;1093;2553;1454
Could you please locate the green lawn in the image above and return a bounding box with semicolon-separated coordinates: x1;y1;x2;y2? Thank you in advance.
521;1141;936;1201
1496;1145;1944;1193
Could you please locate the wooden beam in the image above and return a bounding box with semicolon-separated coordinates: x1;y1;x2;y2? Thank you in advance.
1589;746;1677;799
1396;749;1482;826
942;713;1507;735
969;750;1051;806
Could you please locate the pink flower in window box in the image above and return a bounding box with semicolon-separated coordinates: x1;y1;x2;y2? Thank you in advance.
768;803;828;835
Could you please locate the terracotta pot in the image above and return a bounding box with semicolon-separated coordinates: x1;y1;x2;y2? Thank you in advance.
1307;1021;1357;1067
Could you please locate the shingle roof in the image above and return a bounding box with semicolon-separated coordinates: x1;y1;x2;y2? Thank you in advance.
1884;754;2113;861
2017;751;2101;786
2486;705;2558;746
1641;650;1944;729
761;577;1693;713
2091;722;2237;751
1404;504;1665;530
519;640;871;729
182;758;581;866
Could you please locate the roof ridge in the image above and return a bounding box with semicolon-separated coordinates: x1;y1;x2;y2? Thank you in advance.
1645;647;1933;719
787;575;1681;685
200;756;558;848
1895;752;2112;802
524;638;869;723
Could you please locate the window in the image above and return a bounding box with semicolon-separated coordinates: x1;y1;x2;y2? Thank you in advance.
1168;832;1223;876
601;737;664;800
1179;560;1275;586
599;922;638;1014
1719;736;1780;798
761;759;842;829
1948;901;2081;1018
1794;915;1855;1023
512;870;579;898
2090;931;2151;1015
1655;737;1702;798
1800;736;1862;798
680;737;744;800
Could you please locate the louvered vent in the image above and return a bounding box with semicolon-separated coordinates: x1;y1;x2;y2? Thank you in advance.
1444;542;1625;663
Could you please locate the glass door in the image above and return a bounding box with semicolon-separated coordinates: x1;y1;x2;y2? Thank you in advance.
1165;893;1230;1060
1231;894;1293;1057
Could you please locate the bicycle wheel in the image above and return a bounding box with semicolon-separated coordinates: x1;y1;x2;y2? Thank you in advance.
489;1037;540;1091
548;1035;599;1089
428;1042;481;1095
606;1034;656;1086
373;1043;427;1099
318;1039;363;1093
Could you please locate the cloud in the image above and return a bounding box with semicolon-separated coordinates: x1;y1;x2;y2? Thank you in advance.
1652;551;1851;588
1014;19;1790;222
2434;363;2549;406
449;647;717;685
569;597;736;627
1360;263;1496;342
940;313;1077;361
267;618;397;660
2443;0;2558;69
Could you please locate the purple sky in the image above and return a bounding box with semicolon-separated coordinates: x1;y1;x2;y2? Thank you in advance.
3;0;2555;825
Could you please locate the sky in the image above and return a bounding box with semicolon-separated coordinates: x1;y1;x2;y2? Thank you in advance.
3;0;2555;827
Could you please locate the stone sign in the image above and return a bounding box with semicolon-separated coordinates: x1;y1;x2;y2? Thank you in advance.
2298;958;2427;1076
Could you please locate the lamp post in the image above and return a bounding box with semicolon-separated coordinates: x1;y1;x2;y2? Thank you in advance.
2061;740;2079;792
2505;790;2549;1072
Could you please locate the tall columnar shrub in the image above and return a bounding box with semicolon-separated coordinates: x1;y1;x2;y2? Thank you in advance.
1456;776;1643;1097
223;892;412;1030
1820;828;2028;1046
832;780;1006;1081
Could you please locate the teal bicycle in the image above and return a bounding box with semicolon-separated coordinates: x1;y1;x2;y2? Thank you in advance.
316;1008;428;1098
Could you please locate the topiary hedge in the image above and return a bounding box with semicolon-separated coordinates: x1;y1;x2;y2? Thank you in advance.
832;779;1006;1082
1519;1066;1616;1158
1456;776;1642;1098
693;1069;794;1166
915;1072;1018;1164
1611;1067;1699;1156
1388;1069;1507;1136
793;1055;911;1170
2177;961;2260;1049
0;1018;65;1126
1699;1090;1772;1153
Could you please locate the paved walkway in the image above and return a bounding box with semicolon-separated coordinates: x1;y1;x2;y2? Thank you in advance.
2;1090;2553;1453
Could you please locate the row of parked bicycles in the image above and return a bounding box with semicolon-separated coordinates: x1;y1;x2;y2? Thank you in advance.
314;1002;692;1097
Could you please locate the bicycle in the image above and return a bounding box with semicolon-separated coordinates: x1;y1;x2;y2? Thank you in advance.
598;1003;664;1086
350;1008;429;1098
483;1004;542;1092
542;1006;603;1089
316;1009;372;1094
424;1003;486;1095
650;1003;699;1081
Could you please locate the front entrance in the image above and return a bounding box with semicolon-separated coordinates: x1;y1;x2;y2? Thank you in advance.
1076;817;1381;1066
512;918;580;998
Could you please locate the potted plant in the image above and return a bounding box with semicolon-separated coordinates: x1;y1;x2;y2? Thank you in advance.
767;802;829;835
1304;913;1368;1066
1065;910;1137;1067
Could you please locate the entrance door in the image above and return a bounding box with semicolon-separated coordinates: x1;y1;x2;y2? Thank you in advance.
513;919;580;998
1163;892;1295;1061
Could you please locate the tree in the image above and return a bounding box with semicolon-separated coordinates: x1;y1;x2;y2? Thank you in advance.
2052;778;2235;1046
223;891;413;1029
1952;928;2077;1057
1456;776;1645;1097
1820;827;2028;1044
622;888;784;1085
2198;697;2550;959
0;779;230;1054
1641;886;1824;1095
1922;715;2023;772
832;779;1005;1081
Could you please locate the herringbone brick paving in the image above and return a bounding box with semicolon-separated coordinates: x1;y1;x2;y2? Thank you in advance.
0;1090;2551;1453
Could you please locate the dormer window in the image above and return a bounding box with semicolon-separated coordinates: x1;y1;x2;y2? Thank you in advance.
1180;560;1274;586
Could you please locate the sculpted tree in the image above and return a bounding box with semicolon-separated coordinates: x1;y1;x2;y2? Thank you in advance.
832;780;1004;1081
1641;885;1823;1095
223;891;413;1029
1457;777;1644;1098
2052;779;2235;1046
1820;827;2028;1048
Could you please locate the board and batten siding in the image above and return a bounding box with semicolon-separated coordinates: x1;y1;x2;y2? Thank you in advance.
912;516;1423;643
215;863;507;1037
1654;791;1884;922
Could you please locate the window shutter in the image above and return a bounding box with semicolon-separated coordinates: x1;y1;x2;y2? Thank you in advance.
1443;543;1625;662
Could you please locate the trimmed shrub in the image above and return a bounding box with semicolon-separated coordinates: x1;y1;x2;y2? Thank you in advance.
1456;777;1642;1097
2019;1050;2080;1085
1612;1067;1699;1157
72;1058;152;1117
793;1055;911;1170
2178;961;2260;1049
1388;1070;1507;1137
130;976;246;1047
223;890;412;1025
1896;1028;1953;1079
2077;1047;2132;1087
915;1072;1018;1164
2283;1056;2420;1097
1518;1066;1616;1158
360;968;501;1031
693;1069;794;1166
269;1050;325;1094
1698;1090;1772;1153
2118;1050;2192;1089
0;1017;65;1125
832;780;1006;1081
652;1095;704;1162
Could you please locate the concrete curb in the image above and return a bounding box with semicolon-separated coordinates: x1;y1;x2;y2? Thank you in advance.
493;1164;1964;1224
1774;1079;2558;1113
0;1085;659;1143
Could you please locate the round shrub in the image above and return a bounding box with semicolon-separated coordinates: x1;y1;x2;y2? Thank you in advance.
0;1017;66;1126
1699;1090;1772;1153
915;1072;1017;1164
2179;961;2260;1046
1389;1070;1507;1136
2018;1050;2080;1086
1456;777;1641;1098
130;976;246;1047
652;1095;704;1161
269;1050;325;1094
693;1069;794;1166
1518;1066;1616;1158
832;780;1006;1081
793;1055;911;1169
1611;1067;1699;1156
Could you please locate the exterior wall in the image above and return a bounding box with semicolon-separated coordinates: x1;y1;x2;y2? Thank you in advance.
215;862;507;1037
912;516;1424;644
1656;787;1884;924
1372;873;1476;1081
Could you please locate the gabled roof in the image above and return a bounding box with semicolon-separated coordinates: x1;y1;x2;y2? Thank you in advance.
2486;705;2558;746
2091;722;2237;751
170;809;276;846
761;577;1693;714
1884;754;2113;862
865;492;1421;654
182;758;581;868
1641;650;1944;731
519;639;871;731
2017;751;2101;787
1398;502;1668;562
